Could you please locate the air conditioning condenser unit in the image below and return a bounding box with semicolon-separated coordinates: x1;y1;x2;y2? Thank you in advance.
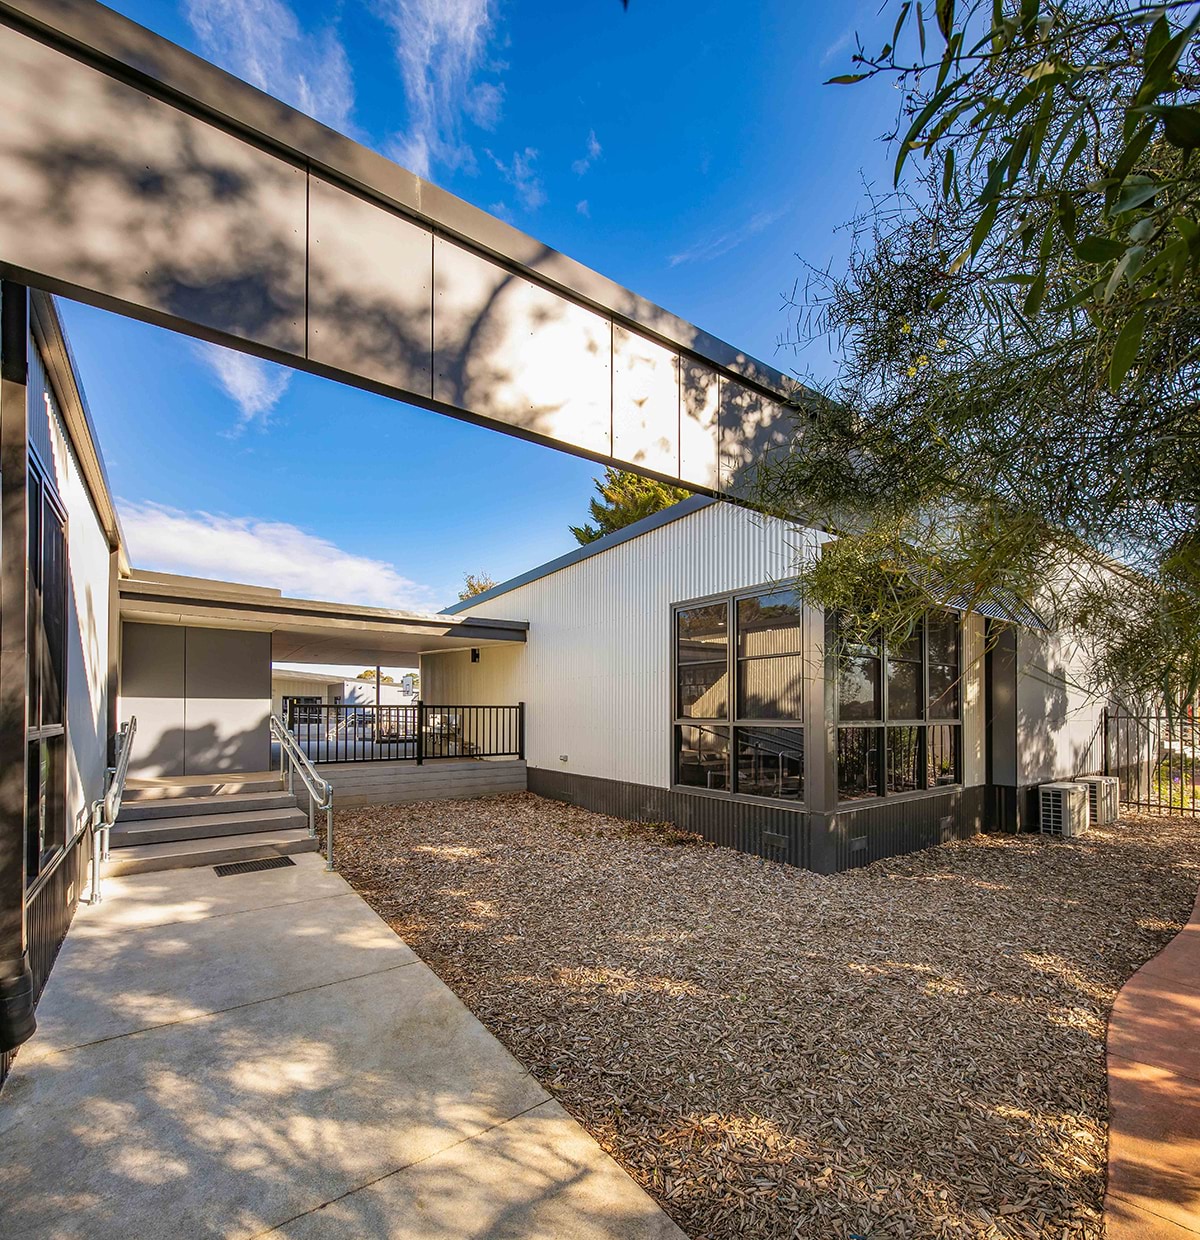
1039;782;1089;838
1075;775;1120;826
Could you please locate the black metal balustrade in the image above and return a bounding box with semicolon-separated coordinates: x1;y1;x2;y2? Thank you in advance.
1106;707;1200;818
286;702;525;765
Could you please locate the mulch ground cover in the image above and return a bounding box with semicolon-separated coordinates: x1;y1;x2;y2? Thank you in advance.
334;794;1200;1239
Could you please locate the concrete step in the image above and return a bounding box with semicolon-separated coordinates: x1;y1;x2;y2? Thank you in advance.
123;773;283;801
101;830;320;876
118;791;300;822
110;807;309;848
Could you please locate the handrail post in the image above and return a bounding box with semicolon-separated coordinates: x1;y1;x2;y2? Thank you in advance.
90;806;103;904
518;701;526;761
416;699;424;766
307;795;315;838
325;803;334;871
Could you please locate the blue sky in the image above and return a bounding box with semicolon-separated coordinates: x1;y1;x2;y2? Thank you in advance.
60;0;901;648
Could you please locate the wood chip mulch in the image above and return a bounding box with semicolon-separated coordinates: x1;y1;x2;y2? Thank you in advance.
333;794;1200;1240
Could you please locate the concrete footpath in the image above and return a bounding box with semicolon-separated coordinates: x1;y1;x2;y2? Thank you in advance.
0;854;684;1239
1106;884;1200;1238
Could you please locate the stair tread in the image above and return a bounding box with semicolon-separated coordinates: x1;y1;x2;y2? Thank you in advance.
101;830;320;875
123;774;284;801
118;791;298;820
113;807;305;834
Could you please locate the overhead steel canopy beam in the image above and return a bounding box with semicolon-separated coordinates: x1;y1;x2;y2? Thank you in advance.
0;0;802;493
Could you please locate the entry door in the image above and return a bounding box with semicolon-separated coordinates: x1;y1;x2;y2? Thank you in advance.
25;463;67;882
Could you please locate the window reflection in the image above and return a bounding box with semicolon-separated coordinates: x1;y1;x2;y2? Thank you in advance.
675;724;730;790
736;728;803;800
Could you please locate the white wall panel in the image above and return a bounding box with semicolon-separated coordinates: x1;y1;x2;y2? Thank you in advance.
30;343;112;835
961;614;985;787
1017;627;1106;784
424;504;821;790
433;238;612;456
612;326;678;475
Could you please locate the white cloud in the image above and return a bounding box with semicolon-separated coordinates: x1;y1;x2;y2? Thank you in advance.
668;208;789;267
487;147;545;212
576;199;590;217
120;501;440;611
821;24;858;66
572;129;602;176
465;81;504;130
184;0;354;132
193;343;292;432
380;0;499;179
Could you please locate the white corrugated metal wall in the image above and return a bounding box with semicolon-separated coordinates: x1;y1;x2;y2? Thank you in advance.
426;504;818;788
428;501;991;797
28;341;112;836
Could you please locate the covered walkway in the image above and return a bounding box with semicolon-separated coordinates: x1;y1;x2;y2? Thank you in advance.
0;855;682;1239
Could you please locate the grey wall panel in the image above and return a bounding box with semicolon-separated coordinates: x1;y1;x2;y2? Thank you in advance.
526;768;812;869
307;176;433;398
0;27;306;354
121;622;185;778
612;325;678;476
432;237;612;456
679;359;720;490
183;628;270;774
832;785;986;870
317;758;526;808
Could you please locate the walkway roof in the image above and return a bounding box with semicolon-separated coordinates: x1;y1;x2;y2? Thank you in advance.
119;571;527;665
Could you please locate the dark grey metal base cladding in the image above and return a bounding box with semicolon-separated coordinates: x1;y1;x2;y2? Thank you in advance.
527;768;988;875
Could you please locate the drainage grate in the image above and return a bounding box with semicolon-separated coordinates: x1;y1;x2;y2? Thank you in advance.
214;856;296;877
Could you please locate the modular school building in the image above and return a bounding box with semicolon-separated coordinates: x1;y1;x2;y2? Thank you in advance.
433;497;1106;872
0;290;1106;1080
0;0;1107;1081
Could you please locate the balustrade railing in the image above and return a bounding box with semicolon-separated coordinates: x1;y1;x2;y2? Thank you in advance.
285;702;525;766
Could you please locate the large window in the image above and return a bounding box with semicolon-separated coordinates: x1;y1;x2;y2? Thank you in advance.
837;612;962;802
674;588;804;802
26;458;68;881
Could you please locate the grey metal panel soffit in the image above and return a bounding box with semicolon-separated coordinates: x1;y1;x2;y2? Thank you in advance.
0;0;807;495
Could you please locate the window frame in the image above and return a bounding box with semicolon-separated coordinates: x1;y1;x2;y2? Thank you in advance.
835;611;964;806
671;585;807;808
25;448;69;883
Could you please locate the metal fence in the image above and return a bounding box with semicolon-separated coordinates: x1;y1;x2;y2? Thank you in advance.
1084;707;1200;819
286;702;524;765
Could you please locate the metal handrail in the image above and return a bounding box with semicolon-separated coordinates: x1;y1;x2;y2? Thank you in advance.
89;716;137;904
103;715;137;829
271;714;335;871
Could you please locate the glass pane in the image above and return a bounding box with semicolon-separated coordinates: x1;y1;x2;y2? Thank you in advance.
837;727;881;800
886;726;922;793
25;734;65;881
26;473;41;729
737;590;803;657
838;655;881;721
40;506;66;726
677;604;727;663
676;724;729;790
928;663;960;719
738;655;803;720
890;626;922;663
928;724;960;786
735;727;804;800
678;661;728;719
886;658;922;720
926;612;960;668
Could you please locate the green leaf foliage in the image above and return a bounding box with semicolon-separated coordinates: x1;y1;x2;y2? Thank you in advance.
569;468;691;545
757;0;1200;710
